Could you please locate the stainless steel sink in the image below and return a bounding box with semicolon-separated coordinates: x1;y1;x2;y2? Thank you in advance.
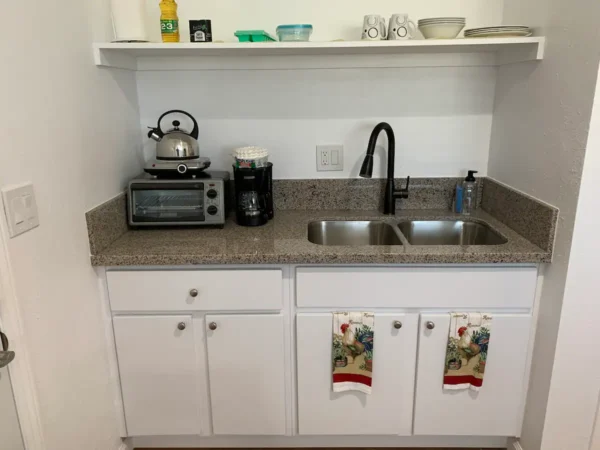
397;220;507;246
308;221;403;246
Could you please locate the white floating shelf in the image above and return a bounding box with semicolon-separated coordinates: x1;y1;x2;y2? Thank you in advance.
94;37;545;71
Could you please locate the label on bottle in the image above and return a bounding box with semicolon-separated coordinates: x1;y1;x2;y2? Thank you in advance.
161;20;179;34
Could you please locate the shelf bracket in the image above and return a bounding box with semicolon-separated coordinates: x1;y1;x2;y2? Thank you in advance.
94;45;137;71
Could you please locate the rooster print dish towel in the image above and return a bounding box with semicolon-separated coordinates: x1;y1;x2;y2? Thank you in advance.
444;312;492;391
332;312;375;394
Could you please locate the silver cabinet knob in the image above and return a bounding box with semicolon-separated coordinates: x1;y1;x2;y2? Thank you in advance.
393;321;402;329
426;321;435;330
189;289;199;298
177;322;186;331
208;322;217;331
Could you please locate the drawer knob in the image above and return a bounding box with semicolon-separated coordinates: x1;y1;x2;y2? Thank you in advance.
393;321;402;329
426;321;435;330
189;289;199;298
177;322;186;331
209;322;218;331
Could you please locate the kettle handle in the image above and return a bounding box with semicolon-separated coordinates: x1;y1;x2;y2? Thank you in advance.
156;110;199;139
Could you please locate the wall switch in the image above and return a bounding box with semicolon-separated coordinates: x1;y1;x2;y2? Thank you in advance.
2;183;39;238
316;145;343;171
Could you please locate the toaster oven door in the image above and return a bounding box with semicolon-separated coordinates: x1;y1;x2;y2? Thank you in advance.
130;183;205;224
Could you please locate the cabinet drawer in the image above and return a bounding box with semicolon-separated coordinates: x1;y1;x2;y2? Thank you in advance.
296;266;538;309
107;270;282;312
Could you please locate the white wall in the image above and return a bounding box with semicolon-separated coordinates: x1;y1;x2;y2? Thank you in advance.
141;0;504;43
489;0;600;448
539;65;600;450
134;0;503;179
0;0;142;449
138;67;495;178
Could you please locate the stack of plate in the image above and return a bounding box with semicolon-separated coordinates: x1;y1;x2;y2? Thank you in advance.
418;17;466;39
464;26;532;38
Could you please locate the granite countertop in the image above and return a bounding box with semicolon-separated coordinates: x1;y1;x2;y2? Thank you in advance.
90;209;550;266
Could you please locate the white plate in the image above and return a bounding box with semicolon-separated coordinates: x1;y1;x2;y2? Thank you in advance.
466;25;529;29
465;26;529;33
465;28;531;34
465;31;532;37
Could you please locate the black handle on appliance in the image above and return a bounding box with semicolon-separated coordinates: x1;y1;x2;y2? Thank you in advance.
156;110;199;139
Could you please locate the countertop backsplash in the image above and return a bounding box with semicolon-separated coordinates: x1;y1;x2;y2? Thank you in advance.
273;177;477;210
482;177;558;253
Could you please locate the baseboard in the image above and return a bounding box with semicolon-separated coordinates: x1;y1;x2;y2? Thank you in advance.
510;438;524;450
118;442;130;450
130;435;509;448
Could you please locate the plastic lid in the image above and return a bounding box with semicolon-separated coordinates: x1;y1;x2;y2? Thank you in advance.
276;24;314;30
465;170;478;182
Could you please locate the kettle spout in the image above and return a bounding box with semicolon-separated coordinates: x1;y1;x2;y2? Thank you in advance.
147;127;163;142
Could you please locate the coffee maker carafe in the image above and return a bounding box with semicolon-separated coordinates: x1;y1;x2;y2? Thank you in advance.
233;163;273;226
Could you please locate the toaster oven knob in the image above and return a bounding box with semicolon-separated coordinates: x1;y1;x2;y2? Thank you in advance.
176;163;188;174
207;205;218;215
206;189;218;199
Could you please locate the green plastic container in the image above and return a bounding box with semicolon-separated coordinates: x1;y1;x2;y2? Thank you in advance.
234;30;277;42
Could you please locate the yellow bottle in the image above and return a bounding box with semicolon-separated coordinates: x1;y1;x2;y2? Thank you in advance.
159;0;180;43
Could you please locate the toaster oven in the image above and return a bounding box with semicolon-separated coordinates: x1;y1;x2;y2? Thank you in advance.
128;172;230;227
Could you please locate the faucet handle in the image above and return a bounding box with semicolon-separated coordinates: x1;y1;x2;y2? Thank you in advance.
398;176;410;198
393;176;410;201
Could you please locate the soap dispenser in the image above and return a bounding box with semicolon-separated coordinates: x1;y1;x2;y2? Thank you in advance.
461;170;479;215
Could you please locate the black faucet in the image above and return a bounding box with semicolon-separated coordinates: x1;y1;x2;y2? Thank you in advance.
359;122;410;215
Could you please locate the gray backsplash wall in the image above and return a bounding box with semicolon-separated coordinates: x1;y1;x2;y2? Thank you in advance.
482;178;558;252
273;177;475;210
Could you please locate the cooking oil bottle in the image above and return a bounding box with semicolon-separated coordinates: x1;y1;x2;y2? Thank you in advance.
159;0;180;43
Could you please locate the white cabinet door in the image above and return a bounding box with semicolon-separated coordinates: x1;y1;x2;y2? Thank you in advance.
206;314;286;435
113;315;201;436
414;313;531;436
297;313;418;435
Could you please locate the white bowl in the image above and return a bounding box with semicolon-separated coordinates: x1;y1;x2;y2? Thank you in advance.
419;22;465;39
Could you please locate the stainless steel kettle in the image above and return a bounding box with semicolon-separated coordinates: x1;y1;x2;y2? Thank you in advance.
147;110;200;160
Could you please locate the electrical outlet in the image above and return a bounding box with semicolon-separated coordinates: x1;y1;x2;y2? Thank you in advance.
317;145;343;171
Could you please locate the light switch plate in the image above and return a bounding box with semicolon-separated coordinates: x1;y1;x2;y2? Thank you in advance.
316;145;343;172
2;183;39;238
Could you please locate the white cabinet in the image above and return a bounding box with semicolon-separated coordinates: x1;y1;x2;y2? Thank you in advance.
113;315;202;436
206;314;287;435
297;313;418;435
414;313;532;436
106;267;539;441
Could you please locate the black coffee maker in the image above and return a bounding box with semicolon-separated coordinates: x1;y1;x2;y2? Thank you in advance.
233;163;274;227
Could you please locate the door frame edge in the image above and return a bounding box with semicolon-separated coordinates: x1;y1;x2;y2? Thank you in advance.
0;218;45;450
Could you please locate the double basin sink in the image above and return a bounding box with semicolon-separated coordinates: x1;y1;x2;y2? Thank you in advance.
307;220;507;246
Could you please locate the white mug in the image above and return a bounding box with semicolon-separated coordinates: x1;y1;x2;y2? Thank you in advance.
362;15;387;41
388;14;416;40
